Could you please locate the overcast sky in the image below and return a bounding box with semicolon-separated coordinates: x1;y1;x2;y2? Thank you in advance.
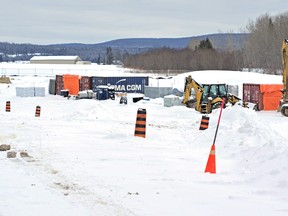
1;0;287;45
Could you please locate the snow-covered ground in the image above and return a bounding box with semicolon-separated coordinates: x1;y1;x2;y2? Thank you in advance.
0;64;287;216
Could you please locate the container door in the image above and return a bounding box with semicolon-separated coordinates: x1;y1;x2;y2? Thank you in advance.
243;83;262;110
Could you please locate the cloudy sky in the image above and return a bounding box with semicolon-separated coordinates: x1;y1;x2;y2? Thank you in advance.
1;0;287;45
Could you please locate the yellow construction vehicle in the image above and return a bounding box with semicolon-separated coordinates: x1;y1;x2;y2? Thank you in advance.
0;76;11;84
279;39;288;116
182;75;241;113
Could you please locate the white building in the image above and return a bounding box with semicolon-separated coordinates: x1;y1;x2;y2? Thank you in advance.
30;56;83;64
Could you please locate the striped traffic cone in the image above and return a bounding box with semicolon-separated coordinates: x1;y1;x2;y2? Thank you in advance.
199;115;209;130
35;105;41;117
134;108;146;138
6;101;11;112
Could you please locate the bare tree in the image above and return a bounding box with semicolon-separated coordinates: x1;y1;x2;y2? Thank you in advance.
244;12;288;74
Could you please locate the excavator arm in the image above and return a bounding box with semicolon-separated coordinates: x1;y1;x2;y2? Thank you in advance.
282;39;288;99
182;75;203;109
182;75;193;105
280;39;288;116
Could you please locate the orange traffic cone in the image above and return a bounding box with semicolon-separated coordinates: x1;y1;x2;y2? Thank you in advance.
205;144;216;174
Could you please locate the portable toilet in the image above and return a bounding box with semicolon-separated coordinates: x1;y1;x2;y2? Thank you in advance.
95;86;109;100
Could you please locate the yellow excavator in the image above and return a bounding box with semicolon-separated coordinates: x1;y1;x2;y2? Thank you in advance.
279;39;288;116
182;75;241;114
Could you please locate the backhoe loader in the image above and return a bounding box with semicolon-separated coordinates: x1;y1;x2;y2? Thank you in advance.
279;39;288;116
182;75;241;114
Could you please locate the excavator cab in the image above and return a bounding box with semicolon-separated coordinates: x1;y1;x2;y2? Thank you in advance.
202;84;227;102
199;84;228;113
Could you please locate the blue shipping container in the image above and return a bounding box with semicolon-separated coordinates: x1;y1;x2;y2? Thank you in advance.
92;76;149;93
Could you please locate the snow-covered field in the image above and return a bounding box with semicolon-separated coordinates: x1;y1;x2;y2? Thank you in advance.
0;64;287;216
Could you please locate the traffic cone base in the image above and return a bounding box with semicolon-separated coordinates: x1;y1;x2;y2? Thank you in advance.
205;144;216;174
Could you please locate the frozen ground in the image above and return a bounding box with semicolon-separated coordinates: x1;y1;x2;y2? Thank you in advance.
0;67;287;216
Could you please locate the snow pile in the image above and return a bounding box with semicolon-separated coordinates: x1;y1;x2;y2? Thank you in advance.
0;67;288;216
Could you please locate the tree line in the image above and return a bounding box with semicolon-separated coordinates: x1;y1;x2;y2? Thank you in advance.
244;12;288;73
1;11;288;74
0;42;124;64
123;11;288;74
123;39;244;72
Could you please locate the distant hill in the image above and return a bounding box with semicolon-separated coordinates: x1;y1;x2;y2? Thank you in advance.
55;33;248;50
0;33;248;62
101;33;248;50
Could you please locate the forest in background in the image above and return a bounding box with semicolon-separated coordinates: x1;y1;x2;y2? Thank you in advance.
124;12;288;74
1;12;288;74
0;34;246;64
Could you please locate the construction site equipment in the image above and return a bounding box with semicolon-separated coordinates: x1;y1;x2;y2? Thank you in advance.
94;85;115;100
182;75;241;114
120;96;128;104
0;76;11;84
76;90;94;99
279;39;288;116
118;92;128;104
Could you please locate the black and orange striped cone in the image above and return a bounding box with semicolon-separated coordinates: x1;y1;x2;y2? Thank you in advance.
199;115;209;130
205;144;216;174
6;101;11;112
134;108;146;138
35;105;41;117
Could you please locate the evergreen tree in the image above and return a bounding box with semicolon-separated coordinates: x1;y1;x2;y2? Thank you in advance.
197;38;213;50
106;47;113;64
97;54;101;64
